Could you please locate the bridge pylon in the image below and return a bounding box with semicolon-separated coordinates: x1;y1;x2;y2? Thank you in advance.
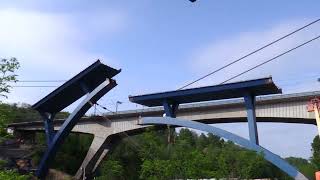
307;97;320;137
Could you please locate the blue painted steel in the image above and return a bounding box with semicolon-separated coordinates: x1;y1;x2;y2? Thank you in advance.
244;94;259;145
36;79;117;179
139;117;308;180
163;101;173;117
42;113;55;145
32;60;121;113
129;77;281;107
171;103;179;118
163;101;179;118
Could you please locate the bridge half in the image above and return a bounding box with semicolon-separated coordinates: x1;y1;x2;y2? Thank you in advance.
8;91;319;179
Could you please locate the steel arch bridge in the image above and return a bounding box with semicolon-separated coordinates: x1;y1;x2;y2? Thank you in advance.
8;62;315;180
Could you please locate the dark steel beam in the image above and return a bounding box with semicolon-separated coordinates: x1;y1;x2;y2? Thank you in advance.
129;77;281;107
244;93;259;145
36;79;117;179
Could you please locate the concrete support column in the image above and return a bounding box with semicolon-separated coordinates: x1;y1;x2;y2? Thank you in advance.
244;93;259;145
92;148;110;173
75;135;112;180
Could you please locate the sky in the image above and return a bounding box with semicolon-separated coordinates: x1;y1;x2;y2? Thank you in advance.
0;0;320;159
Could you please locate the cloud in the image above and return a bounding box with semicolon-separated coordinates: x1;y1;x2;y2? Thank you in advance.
188;19;320;93
0;8;127;104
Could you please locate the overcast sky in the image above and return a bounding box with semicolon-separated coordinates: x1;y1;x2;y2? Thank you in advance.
1;0;320;159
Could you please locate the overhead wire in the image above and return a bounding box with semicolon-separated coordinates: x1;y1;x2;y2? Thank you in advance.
12;85;58;87
219;35;320;84
14;80;66;82
178;18;320;90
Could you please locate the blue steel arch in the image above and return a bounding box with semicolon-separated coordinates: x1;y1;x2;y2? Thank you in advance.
139;117;308;180
36;79;116;179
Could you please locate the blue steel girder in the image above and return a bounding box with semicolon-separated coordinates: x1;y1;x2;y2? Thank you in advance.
36;79;117;179
244;93;259;145
41;112;55;145
139;117;308;180
162;100;179;118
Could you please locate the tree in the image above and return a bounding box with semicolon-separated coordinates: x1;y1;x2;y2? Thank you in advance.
0;58;20;98
311;135;320;169
286;157;317;180
95;160;124;180
0;58;19;141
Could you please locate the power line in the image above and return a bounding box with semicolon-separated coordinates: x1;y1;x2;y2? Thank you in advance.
95;102;117;114
219;35;320;85
12;85;58;87
19;80;66;82
8;80;66;83
178;18;320;90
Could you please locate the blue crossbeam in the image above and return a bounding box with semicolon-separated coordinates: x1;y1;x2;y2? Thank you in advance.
129;77;281;107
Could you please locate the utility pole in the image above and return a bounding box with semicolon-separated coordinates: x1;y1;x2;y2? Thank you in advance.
115;101;122;113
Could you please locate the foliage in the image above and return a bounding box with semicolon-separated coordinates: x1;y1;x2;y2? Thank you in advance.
312;135;320;169
95;160;124;180
93;128;316;180
0;103;14;142
286;157;317;180
0;58;20;98
32;133;94;175
0;170;31;180
0;103;69;144
0;159;7;170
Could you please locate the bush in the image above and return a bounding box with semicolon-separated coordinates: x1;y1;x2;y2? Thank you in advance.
0;170;31;180
0;159;7;169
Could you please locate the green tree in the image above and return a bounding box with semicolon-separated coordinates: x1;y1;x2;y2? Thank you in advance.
96;160;124;180
312;135;320;170
0;104;13;138
287;157;317;180
0;58;20;98
0;58;19;141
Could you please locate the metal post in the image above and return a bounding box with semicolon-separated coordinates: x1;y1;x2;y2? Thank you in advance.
162;100;179;143
41;113;55;146
116;101;122;113
244;94;259;145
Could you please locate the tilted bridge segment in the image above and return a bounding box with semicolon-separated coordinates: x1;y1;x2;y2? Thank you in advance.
9;90;320;179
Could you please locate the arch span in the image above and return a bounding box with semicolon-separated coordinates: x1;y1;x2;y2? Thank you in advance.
139;117;308;180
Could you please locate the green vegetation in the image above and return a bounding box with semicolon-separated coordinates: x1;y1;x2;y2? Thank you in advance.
0;57;19;142
32;132;93;175
93;127;318;180
0;57;20;98
0;170;31;180
0;160;32;180
0;101;319;179
312;135;320;169
286;157;317;179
